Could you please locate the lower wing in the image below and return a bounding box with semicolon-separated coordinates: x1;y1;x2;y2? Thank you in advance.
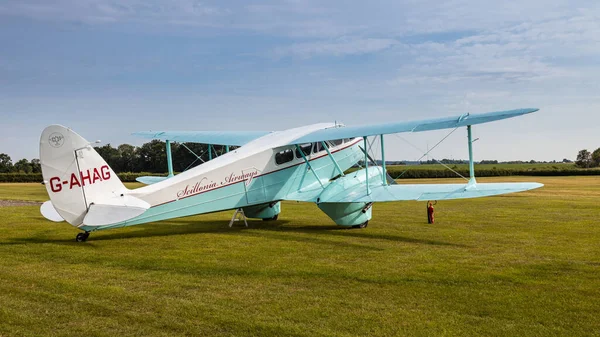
318;181;543;203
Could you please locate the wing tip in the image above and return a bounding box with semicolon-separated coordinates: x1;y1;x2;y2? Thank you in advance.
521;108;539;114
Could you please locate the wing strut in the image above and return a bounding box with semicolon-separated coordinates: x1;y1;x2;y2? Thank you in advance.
467;125;476;185
165;140;174;177
380;134;387;185
321;141;345;177
295;144;324;188
363;136;370;195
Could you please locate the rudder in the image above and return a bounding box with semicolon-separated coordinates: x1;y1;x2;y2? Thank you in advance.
40;125;148;227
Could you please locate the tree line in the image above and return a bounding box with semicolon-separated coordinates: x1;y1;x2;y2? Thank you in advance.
93;140;236;173
1;141;598;174
418;158;573;165
0;153;41;173
575;148;600;168
0;140;234;174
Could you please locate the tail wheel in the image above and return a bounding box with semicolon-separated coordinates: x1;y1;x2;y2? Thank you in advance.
75;232;89;242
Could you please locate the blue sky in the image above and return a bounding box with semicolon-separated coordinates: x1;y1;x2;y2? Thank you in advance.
1;0;599;163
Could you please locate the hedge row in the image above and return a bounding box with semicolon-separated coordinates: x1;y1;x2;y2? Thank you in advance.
349;167;600;179
2;168;600;183
0;173;166;183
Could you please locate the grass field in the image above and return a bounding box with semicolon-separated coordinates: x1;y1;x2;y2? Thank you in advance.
0;177;599;336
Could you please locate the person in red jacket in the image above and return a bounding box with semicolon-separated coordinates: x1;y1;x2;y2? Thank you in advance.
427;201;435;224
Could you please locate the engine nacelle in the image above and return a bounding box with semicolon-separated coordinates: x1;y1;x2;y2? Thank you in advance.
317;202;372;227
316;168;379;226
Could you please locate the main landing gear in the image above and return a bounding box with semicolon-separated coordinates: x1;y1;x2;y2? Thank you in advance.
352;221;369;229
262;214;279;221
75;232;90;242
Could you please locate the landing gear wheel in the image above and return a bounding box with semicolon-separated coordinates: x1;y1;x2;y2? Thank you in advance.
262;214;279;221
352;221;369;229
75;232;90;242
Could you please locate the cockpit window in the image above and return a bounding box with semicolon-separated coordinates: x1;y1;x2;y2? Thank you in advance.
313;142;323;153
275;148;294;165
295;143;312;158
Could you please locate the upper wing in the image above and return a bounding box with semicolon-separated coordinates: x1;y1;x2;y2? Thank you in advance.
318;182;543;203
288;108;538;144
132;130;272;146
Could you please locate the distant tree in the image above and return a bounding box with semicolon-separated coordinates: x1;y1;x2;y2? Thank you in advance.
30;159;41;173
14;158;32;173
575;149;593;168
94;144;121;171
592;148;600;168
480;160;498;164
562;158;573;163
0;153;13;173
136;140;168;173
117;144;138;172
421;159;466;165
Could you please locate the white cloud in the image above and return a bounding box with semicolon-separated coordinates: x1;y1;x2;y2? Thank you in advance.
0;0;226;25
272;37;397;58
3;0;597;39
388;13;600;88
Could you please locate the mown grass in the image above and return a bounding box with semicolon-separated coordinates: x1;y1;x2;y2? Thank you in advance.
0;177;599;336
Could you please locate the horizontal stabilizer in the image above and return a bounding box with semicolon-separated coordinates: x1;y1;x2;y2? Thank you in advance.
82;195;150;227
40;201;64;222
136;176;169;185
319;182;543;203
132;130;272;146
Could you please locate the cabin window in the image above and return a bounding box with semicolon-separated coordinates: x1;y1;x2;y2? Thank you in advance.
295;143;312;158
343;138;351;143
275;148;294;165
313;142;323;153
330;139;343;146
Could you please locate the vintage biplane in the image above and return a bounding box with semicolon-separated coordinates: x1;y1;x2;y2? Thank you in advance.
39;108;542;242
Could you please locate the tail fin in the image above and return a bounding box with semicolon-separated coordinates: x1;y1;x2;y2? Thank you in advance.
40;125;149;227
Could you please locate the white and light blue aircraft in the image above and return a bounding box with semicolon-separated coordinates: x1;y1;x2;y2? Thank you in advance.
39;108;543;242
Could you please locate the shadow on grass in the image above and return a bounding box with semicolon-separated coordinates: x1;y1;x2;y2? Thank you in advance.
2;218;465;249
98;219;464;248
92;220;258;241
91;220;388;251
256;224;467;247
1;236;100;247
0;220;266;247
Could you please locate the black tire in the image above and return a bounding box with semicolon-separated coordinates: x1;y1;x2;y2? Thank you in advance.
75;232;89;242
352;221;369;229
262;214;279;221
